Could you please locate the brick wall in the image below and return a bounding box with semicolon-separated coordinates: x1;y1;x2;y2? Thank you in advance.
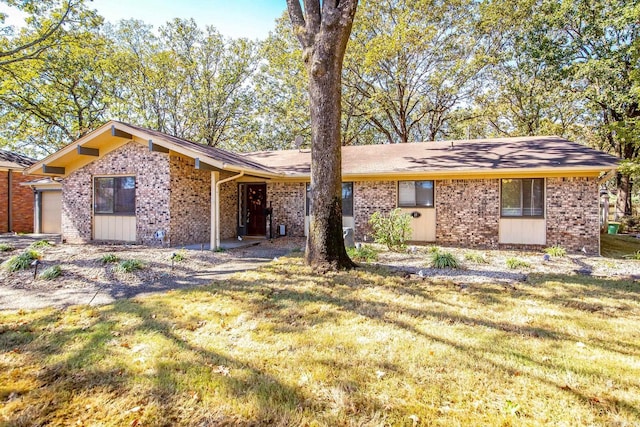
546;177;600;253
169;154;211;246
0;170;36;233
436;179;500;248
267;182;305;237
218;172;238;240
62;141;171;244
353;180;396;240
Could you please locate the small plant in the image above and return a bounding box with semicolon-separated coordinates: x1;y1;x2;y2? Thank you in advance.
427;245;440;254
39;265;62;280
506;257;530;269
347;245;379;262
464;251;487;263
430;251;459;269
3;249;41;272
171;250;187;262
30;240;53;249
100;253;120;264
0;243;15;252
369;208;412;251
622;250;640;260
114;259;143;273
544;245;567;257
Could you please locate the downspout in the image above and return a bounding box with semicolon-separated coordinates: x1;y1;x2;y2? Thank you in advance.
7;170;12;232
215;170;244;249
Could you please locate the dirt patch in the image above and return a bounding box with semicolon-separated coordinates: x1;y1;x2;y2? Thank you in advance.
0;235;305;310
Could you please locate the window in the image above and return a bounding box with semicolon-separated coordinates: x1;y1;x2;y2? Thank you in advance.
398;181;434;207
94;176;135;215
501;178;544;217
306;182;353;216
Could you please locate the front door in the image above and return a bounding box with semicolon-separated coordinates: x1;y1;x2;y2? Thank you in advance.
246;184;267;236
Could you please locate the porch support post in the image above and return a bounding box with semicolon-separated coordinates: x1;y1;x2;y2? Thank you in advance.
210;171;219;251
213;171;245;250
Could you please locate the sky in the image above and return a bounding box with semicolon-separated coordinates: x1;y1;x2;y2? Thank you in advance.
1;0;287;40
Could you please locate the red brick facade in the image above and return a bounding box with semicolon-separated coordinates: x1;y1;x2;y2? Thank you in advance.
0;170;35;233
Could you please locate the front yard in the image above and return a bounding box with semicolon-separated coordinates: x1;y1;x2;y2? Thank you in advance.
1;246;639;425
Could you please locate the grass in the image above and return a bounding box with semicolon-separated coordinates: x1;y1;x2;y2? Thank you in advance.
38;265;62;280
544;245;567;257
2;249;41;272
623;251;640;260
506;257;531;269
464;251;488;264
29;239;53;249
429;250;460;268
114;259;144;273
100;253;120;264
1;257;639;426
346;245;378;262
601;233;640;259
0;243;15;252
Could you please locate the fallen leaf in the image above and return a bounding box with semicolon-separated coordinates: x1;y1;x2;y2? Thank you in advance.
213;365;230;376
130;419;139;427
376;370;385;379
127;406;142;413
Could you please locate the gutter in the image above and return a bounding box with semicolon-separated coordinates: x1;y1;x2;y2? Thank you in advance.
213;171;244;250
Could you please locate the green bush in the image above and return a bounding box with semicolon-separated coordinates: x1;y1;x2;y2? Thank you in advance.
544;245;567;257
30;239;53;249
114;259;144;273
0;243;15;252
464;251;487;263
3;249;41;272
427;245;440;254
369;208;411;251
347;245;379;262
430;251;459;269
39;265;62;280
100;253;120;264
506;257;530;269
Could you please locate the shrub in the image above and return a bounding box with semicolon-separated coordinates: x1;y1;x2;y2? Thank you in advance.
506;257;530;269
3;249;41;272
114;259;143;273
430;251;459;269
464;251;487;264
30;240;52;249
39;265;62;280
427;245;440;254
0;243;15;252
544;245;567;257
100;253;120;264
347;245;379;262
369;208;411;251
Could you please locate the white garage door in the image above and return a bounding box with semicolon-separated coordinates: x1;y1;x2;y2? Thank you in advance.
41;191;62;234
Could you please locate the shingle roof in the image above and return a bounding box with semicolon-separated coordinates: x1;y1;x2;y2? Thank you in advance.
0;149;36;170
243;136;618;177
116;122;277;175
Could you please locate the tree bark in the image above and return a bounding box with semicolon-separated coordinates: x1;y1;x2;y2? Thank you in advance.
615;172;633;219
287;0;358;270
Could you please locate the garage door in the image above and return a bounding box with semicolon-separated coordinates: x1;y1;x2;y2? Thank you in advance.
41;191;62;234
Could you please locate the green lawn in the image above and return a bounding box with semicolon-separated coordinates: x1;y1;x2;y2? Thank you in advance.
601;233;640;259
1;256;639;426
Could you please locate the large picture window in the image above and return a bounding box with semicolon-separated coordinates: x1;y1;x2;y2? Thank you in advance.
398;180;434;207
306;182;353;216
94;176;136;215
501;178;544;217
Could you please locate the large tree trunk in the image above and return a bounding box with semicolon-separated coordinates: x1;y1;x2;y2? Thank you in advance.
615;172;633;219
287;0;358;270
305;38;355;269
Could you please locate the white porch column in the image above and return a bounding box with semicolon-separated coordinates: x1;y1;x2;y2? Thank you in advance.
210;171;219;250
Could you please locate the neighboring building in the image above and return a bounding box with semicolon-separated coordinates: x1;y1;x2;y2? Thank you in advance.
0;149;37;233
22;178;63;234
24;121;618;253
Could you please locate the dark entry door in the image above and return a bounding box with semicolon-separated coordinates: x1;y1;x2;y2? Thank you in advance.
246;184;267;236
